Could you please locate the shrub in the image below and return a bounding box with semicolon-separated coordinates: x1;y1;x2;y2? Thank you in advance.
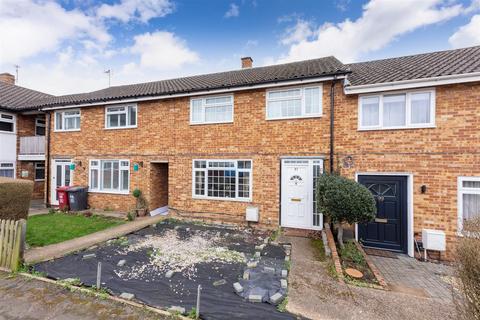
316;173;376;247
455;217;480;320
0;177;33;220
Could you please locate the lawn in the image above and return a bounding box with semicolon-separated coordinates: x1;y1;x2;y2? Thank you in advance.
26;213;124;247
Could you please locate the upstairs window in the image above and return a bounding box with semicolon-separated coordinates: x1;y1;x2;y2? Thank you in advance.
190;95;233;124
458;177;480;233
266;85;322;120
0;113;15;133
55;109;80;131
359;90;435;130
35;118;46;136
105;105;137;129
89;160;130;193
193;160;252;201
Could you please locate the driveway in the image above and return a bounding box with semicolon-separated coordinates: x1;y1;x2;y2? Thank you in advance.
0;272;172;320
281;236;456;320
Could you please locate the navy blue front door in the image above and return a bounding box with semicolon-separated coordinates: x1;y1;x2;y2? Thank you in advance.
358;175;407;253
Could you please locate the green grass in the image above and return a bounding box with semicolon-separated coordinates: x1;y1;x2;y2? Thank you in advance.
26;213;124;247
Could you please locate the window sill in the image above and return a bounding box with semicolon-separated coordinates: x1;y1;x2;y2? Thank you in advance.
192;195;252;203
88;190;130;195
189;121;234;126
104;126;138;130
358;125;436;131
266;114;323;121
0;131;16;134
54;129;81;133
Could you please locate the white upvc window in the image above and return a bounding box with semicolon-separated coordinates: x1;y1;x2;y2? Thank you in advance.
192;159;252;201
34;162;45;181
190;95;234;124
458;177;480;233
55;109;81;131
89;159;130;194
0;112;15;133
105;104;137;129
266;85;322;120
358;89;435;130
0;162;15;178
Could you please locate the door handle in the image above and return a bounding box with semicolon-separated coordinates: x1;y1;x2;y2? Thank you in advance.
291;198;302;202
375;218;388;223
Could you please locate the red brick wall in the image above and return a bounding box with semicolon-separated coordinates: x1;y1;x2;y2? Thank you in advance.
46;81;480;259
48;83;332;225
334;82;480;259
16;114;45;199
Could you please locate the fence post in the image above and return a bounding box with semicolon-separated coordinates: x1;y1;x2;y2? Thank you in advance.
96;262;102;289
19;219;26;262
196;284;202;319
10;220;22;271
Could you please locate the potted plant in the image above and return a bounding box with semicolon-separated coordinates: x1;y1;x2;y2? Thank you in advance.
132;188;148;217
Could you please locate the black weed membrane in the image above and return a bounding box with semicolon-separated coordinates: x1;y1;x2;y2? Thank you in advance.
34;221;297;320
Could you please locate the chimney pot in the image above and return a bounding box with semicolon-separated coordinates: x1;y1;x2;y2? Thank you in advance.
0;73;15;85
241;57;253;69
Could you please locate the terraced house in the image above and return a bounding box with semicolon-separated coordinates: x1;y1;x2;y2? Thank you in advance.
13;46;480;260
0;74;51;199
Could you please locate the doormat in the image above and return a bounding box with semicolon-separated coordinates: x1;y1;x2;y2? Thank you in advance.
364;248;398;259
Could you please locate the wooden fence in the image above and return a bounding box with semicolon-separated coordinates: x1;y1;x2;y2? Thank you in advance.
0;219;26;272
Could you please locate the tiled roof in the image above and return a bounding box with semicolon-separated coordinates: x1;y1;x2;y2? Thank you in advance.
28;56;348;108
346;46;480;87
0;82;52;111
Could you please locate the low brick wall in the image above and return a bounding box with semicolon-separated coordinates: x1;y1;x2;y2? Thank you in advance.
354;241;388;288
324;227;344;283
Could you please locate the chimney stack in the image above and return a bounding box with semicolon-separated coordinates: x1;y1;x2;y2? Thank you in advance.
0;73;15;85
241;57;253;69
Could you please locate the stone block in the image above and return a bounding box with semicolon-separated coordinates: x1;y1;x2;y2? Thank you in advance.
281;269;288;278
119;292;135;300
270;292;284;304
243;270;250;280
263;266;275;273
247;261;257;268
233;282;243;293
117;259;126;267
168;306;186;314
248;294;263;303
281;279;288;289
165;270;175;278
213;279;227;286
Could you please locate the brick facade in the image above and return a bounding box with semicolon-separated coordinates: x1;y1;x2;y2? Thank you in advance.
46;81;480;259
15;114;45;200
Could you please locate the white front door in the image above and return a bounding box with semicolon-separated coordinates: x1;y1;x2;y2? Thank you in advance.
281;159;323;230
50;159;73;205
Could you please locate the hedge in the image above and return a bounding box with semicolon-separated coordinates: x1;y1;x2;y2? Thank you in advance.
0;177;33;220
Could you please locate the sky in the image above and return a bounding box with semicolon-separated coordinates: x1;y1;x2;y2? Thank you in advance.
1;0;480;95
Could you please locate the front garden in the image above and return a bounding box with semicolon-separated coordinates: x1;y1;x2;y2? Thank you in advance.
26;212;124;247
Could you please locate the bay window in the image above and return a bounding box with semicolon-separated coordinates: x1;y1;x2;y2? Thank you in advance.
266;85;322;120
105;104;137;129
190;95;233;124
458;177;480;233
89;160;130;193
359;89;435;130
193;160;252;201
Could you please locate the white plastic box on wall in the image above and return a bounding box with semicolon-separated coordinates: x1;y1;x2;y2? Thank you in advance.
246;206;259;222
422;229;446;251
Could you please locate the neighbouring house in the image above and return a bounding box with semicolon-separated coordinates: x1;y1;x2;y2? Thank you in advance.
0;74;52;200
17;46;480;260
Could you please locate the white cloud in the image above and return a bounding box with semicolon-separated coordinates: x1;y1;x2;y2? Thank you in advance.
280;19;314;46
0;0;110;65
225;3;240;18
449;14;480;48
97;0;174;23
130;31;199;70
278;0;464;63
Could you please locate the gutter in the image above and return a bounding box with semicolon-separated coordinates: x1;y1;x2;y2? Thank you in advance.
45;112;51;207
40;74;348;111
330;77;337;173
344;71;480;94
